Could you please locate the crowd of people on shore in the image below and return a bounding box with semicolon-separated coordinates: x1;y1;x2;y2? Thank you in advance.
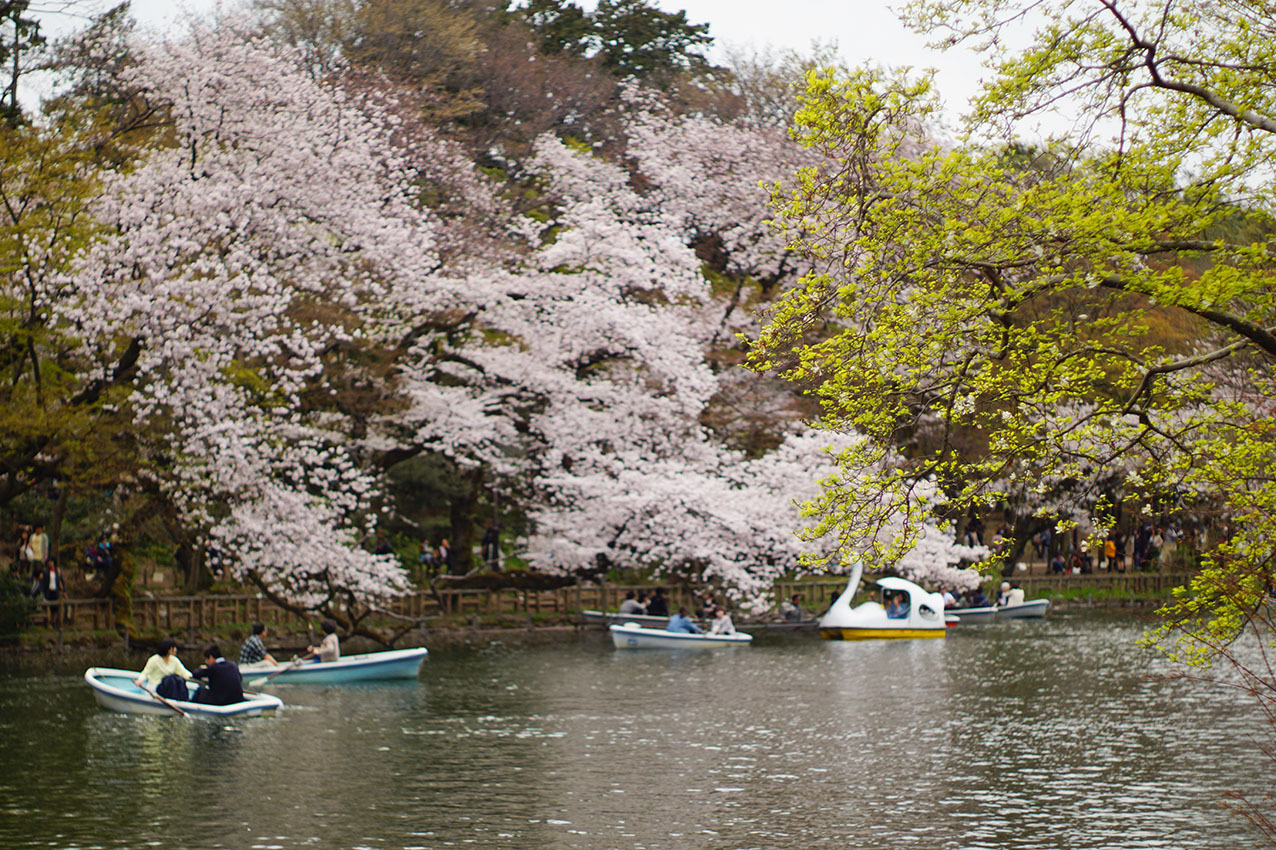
964;513;1187;576
1039;522;1181;575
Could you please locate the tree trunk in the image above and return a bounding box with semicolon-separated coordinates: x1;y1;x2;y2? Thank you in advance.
48;485;67;566
448;466;484;575
1000;513;1054;577
177;541;213;592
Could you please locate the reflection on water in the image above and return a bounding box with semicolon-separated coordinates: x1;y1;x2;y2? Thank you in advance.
0;612;1267;849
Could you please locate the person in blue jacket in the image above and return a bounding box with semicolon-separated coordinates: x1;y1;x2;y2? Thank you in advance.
665;607;702;634
189;644;244;705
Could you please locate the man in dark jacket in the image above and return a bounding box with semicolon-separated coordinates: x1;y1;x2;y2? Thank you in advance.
190;644;244;705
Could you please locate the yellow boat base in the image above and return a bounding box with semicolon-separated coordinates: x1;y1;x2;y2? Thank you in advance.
820;627;946;641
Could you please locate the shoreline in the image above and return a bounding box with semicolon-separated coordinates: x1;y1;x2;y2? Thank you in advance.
2;599;1164;664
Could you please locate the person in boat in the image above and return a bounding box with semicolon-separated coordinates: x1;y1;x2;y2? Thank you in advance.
189;644;244;705
618;591;645;615
306;619;341;663
645;588;669;617
779;593;804;622
136;637;192;700
710;607;735;635
997;581;1026;607
968;586;992;607
238;622;278;666
666;607;702;634
941;588;958;608
885;592;909;619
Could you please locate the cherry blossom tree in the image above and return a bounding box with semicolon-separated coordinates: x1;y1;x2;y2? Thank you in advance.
55;19;475;626
387;100;983;601
22;11;982;616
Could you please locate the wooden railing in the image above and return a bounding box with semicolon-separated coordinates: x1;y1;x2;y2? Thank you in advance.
21;571;1199;636
26;584;690;635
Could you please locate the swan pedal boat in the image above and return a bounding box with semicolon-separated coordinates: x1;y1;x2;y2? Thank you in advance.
84;667;284;717
239;647;429;685
609;623;753;649
819;566;948;640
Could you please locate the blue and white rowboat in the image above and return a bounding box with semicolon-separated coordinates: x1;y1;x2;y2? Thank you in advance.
240;647;429;685
609;623;753;649
84;667;284;717
996;598;1050;619
947;605;998;624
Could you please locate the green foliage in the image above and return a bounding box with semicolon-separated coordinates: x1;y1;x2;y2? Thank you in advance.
518;0;592;57
0;571;33;642
590;0;712;84
752;3;1276;632
0;0;44;127
0;114;148;512
514;0;713;87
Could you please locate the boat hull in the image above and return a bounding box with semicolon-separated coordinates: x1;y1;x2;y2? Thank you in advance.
820;627;946;640
241;648;429;684
583;609;816;632
996;599;1050;619
818;573;949;641
609;624;752;649
948;606;998;624
85;668;283;717
582;609;677;628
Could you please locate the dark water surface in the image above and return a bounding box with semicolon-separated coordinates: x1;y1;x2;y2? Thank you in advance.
0;612;1268;849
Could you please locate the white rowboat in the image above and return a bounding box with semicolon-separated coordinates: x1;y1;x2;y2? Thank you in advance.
608;623;753;649
240;647;429;685
85;667;284;717
996;598;1051;619
947;605;998;624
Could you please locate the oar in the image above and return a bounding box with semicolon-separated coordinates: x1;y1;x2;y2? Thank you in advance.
247;654;310;688
141;683;190;717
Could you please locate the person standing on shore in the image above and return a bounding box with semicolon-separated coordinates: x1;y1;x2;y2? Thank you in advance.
15;527;31;573
36;560;62;627
28;525;48;570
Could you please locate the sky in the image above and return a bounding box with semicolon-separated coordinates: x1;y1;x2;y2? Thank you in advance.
38;0;997;120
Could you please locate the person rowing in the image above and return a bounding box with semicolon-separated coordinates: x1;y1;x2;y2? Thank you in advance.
189;644;244;706
305;619;341;663
665;607;702;634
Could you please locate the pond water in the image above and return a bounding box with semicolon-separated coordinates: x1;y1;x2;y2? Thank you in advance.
0;612;1268;849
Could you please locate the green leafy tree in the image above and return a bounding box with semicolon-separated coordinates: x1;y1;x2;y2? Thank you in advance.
0;115;143;512
590;0;711;85
0;0;44;126
752;7;1276;832
518;0;591;57
751;0;1276;625
512;0;712;87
